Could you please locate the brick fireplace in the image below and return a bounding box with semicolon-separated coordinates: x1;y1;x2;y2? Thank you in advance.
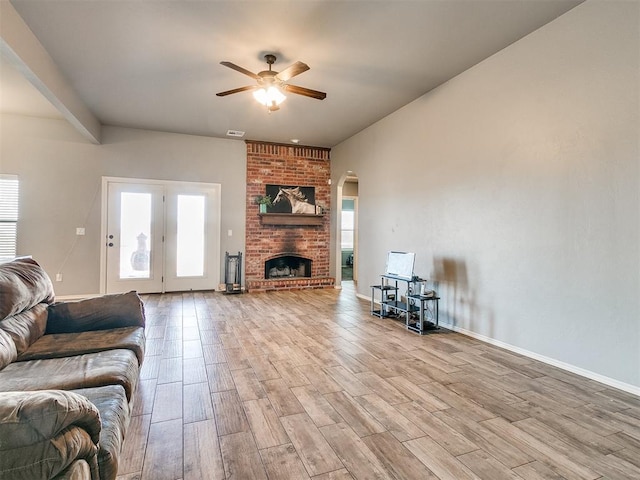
245;141;334;292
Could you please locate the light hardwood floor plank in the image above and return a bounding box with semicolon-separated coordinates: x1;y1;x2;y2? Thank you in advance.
324;366;372;397
354;371;410;405
432;407;533;468
183;357;207;385
132;378;157;416
183;382;214;424
354;393;425;441
403;436;480;480
310;469;354;479
259;443;311;480
118;414;151;475
513;461;574;480
123;289;637;480
262;378;306;417
211;389;250;435
298;364;343;394
323;390;386;437
231;367;268;401
151;382;183;424
183;419;225;480
396;402;478;457
141;419;183;480
291;385;344;427
386;377;449;412
319;422;394;480
457;449;523;480
206;362;236;393
481;417;600;480
243;397;290;449
280;412;344;476
362;431;439;480
219;431;268;480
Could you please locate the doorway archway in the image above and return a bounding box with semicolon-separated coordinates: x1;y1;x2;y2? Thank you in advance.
336;171;359;286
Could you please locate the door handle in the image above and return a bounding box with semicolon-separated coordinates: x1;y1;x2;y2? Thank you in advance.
108;242;114;247
108;234;114;239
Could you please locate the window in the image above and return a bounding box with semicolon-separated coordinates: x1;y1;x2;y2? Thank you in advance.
0;175;19;260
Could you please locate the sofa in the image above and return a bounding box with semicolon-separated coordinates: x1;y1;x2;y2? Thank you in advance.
0;258;146;480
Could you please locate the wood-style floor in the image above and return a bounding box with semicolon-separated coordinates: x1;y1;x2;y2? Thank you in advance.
115;284;640;480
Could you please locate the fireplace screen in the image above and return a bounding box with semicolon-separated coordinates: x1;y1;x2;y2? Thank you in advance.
265;255;312;279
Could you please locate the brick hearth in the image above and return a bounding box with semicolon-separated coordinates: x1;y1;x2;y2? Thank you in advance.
245;141;334;292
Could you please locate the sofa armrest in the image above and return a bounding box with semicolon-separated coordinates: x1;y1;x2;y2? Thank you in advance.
0;390;101;480
46;291;145;334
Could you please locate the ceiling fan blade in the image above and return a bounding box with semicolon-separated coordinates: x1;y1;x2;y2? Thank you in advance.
275;61;310;82
216;85;258;97
284;84;327;100
220;61;260;80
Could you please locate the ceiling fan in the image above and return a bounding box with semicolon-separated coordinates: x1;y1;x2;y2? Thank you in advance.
216;54;327;112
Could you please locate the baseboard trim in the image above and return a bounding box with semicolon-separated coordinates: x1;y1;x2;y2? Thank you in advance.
439;321;639;397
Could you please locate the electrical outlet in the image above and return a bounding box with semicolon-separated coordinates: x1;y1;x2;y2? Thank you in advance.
76;227;85;235
55;273;63;282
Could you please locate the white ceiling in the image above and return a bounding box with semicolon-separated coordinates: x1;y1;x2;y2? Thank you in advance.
1;0;582;147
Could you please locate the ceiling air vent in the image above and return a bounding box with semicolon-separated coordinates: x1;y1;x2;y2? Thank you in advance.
226;130;245;138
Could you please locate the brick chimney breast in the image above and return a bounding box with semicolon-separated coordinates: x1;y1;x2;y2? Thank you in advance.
245;141;333;292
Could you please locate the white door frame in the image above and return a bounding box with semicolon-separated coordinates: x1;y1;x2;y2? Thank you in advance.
100;176;222;294
342;195;358;283
335;172;359;287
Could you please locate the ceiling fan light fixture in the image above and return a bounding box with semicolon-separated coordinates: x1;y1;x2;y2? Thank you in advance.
253;86;286;108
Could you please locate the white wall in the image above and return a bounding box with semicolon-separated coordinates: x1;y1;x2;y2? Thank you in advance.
0;115;246;295
331;1;639;389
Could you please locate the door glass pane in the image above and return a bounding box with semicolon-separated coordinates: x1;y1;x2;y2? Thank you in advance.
120;193;152;279
176;195;205;277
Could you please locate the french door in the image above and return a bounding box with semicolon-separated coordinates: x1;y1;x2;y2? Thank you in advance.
102;178;221;294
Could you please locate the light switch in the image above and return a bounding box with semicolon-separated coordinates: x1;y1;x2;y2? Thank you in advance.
76;227;85;235
228;229;233;237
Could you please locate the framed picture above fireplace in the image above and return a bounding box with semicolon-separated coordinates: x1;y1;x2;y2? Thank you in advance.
266;184;316;214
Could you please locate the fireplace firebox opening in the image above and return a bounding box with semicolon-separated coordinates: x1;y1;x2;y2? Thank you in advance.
265;255;312;279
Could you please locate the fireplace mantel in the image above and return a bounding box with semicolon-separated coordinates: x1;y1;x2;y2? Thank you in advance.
258;213;324;226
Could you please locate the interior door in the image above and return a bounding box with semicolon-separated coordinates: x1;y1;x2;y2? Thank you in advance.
106;182;165;294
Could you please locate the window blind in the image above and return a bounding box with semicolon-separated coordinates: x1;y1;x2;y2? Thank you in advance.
0;175;19;260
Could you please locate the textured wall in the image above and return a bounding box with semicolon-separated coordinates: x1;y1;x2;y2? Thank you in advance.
0;119;246;295
331;1;639;389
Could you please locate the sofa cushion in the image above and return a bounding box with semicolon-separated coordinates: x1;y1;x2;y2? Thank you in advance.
0;389;100;447
0;303;48;356
72;385;130;480
0;349;140;401
0;329;17;371
0;426;98;480
0;390;100;480
0;258;55;321
47;291;146;334
18;326;146;366
52;459;92;480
